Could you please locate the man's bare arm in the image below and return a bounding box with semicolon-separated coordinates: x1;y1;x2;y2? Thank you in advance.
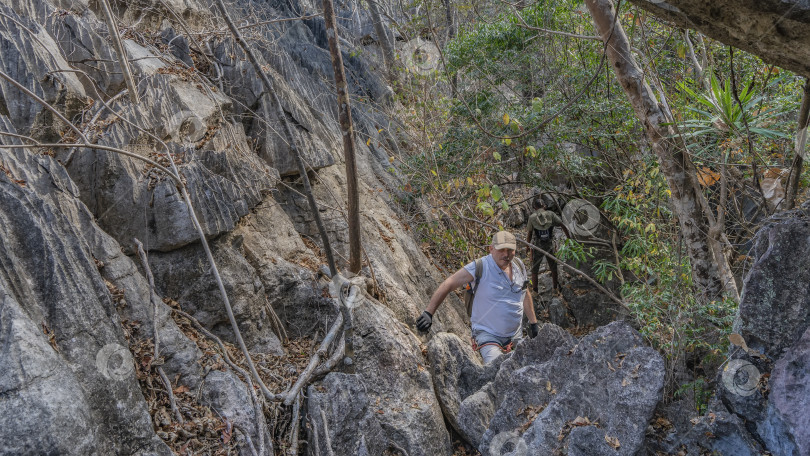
425;268;475;315
522;291;537;324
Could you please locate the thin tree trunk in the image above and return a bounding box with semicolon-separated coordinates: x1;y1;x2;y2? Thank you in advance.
707;156;739;300
367;0;397;82
585;0;725;300
99;0;140;104
442;0;454;43
683;30;705;87
323;0;362;274
213;0;337;276
786;79;810;209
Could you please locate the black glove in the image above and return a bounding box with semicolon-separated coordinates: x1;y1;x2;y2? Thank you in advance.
529;323;539;339
416;310;433;331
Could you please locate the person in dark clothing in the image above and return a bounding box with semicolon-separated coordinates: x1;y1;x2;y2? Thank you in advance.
526;197;570;293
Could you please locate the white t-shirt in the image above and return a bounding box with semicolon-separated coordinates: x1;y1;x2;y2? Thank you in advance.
464;254;528;338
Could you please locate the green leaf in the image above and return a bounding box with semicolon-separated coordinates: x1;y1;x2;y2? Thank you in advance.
477;202;494;216
491;184;502;202
526;145;537;157
493;151;502;161
501;200;509;211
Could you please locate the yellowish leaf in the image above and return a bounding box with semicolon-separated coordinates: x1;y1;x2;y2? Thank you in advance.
503;113;510;125
605;435;620;449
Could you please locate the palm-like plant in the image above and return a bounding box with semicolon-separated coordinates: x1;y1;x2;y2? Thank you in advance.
678;73;790;140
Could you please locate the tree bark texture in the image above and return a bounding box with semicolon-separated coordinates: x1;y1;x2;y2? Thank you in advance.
785;79;810;209
585;0;725;300
323;0;362;273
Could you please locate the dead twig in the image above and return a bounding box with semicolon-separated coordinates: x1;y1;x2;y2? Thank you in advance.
134;238;183;424
288;392;302;455
319;408;336;456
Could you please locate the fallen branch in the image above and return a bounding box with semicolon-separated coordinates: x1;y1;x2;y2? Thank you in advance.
283;312;344;405
311;333;345;379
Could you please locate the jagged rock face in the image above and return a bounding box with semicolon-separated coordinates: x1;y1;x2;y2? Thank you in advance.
630;0;810;77
429;322;665;455
0;138;169;455
146;232;284;355
350;293;454;455
0;2;86;137
648;204;810;455
714;204;810;455
307;373;388;456
736;204;810;358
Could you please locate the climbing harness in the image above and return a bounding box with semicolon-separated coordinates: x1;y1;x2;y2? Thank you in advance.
470;337;514;354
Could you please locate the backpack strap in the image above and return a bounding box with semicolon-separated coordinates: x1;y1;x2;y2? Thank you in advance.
465;258;483;317
472;258;483;294
512;257;527;286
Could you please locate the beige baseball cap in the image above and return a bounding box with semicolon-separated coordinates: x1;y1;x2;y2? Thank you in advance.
491;231;516;250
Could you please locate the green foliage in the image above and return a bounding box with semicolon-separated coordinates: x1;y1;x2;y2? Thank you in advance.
678;73;792;140
556;239;594;266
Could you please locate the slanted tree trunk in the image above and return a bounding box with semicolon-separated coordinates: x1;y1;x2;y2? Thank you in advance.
99;0;139;103
785;79;810;209
323;0;362;274
585;0;725;300
367;0;397;82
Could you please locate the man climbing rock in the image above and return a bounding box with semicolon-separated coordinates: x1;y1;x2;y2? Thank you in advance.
526;196;570;293
416;231;538;364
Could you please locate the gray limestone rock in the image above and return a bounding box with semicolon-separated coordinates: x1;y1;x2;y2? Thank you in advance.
630;0;810;78
0;142;169;455
0;3;86;137
64;76;276;252
351;293;453;455
200;370;271;454
735;204;810;359
427;332;502;444
435;322;666;456
307;373;388;456
428;322;662;456
767;325;810;455
146;233;284;355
